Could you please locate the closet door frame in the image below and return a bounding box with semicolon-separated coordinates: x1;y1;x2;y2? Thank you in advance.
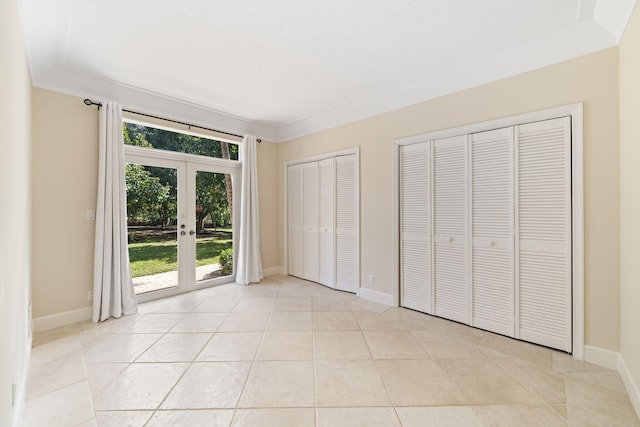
394;103;584;360
283;147;360;292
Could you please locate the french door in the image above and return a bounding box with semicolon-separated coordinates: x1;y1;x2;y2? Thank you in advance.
125;147;241;302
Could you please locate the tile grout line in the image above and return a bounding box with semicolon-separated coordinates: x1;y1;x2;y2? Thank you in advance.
355;315;403;425
229;284;278;425
492;355;570;419
139;313;202;426
87;315;166;423
137;294;236;426
312;310;319;427
33;277;638;426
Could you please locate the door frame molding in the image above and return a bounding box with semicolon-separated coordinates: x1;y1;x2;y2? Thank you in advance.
394;103;584;359
282;147;360;291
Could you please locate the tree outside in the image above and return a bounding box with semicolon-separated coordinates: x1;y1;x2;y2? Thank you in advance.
124;123;236;283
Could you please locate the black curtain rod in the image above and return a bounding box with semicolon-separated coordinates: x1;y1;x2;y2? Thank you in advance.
83;99;261;142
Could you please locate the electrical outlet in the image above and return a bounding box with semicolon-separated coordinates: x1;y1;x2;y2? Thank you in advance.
86;210;96;221
368;274;375;285
88;290;93;301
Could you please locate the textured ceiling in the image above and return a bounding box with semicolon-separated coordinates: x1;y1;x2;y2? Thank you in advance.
19;0;637;141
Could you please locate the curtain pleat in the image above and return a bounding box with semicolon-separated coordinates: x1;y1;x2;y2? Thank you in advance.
236;135;263;285
92;102;138;322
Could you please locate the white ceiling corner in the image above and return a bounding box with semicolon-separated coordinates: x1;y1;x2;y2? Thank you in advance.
18;0;637;142
594;0;638;42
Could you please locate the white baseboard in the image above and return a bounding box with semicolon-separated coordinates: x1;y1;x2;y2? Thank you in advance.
262;266;283;277
584;345;621;370
33;306;92;332
358;287;394;306
583;345;640;420
619;356;640;420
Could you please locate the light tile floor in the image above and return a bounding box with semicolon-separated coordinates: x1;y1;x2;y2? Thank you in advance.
24;275;640;427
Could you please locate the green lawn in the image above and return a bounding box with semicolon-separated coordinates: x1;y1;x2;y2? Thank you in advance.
128;234;232;278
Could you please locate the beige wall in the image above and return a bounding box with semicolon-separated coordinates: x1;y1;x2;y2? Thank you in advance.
257;141;280;271
619;2;640;410
278;48;621;352
0;0;33;424
30;88;281;318
31;88;99;318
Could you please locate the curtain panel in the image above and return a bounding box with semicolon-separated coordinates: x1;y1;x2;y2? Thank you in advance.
236;135;263;284
92;102;137;322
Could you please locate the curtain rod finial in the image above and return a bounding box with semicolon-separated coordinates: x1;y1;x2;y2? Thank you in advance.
83;98;102;109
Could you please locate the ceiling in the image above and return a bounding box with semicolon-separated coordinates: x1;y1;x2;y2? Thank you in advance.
19;0;637;142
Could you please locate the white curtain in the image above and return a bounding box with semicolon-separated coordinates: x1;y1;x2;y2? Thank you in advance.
92;102;138;322
236;135;263;285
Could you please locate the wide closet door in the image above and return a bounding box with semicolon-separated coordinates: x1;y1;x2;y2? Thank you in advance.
433;135;469;324
287;164;304;278
471;127;514;337
516;117;572;352
400;142;432;313
287;151;358;292
335;154;358;293
398;115;573;353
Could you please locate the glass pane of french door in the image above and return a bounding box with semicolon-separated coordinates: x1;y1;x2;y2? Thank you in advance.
125;163;181;296
124;151;239;301
194;170;234;284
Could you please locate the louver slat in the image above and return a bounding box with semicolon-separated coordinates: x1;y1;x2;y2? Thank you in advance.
335;155;358;293
517;117;572;352
288;165;304;278
433;135;468;324
302;162;319;282
400;142;431;313
471;127;514;337
319;158;335;288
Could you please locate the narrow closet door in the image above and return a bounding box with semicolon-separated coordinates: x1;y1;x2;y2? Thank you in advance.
302;162;320;283
433;135;469;324
516;117;572;352
471;127;514;337
335;154;358;293
288;164;304;278
400;142;432;313
319;158;335;288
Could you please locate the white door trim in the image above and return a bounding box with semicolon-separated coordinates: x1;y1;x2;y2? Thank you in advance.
125;146;242;303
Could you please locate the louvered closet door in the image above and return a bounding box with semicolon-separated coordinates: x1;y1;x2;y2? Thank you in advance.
433;135;469;324
302;162;320;283
471;127;514;337
319;158;335;288
516;117;572;352
335;154;358;293
400;142;432;313
288;165;304;278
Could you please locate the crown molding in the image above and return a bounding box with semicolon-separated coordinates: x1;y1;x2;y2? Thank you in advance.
21;0;636;143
